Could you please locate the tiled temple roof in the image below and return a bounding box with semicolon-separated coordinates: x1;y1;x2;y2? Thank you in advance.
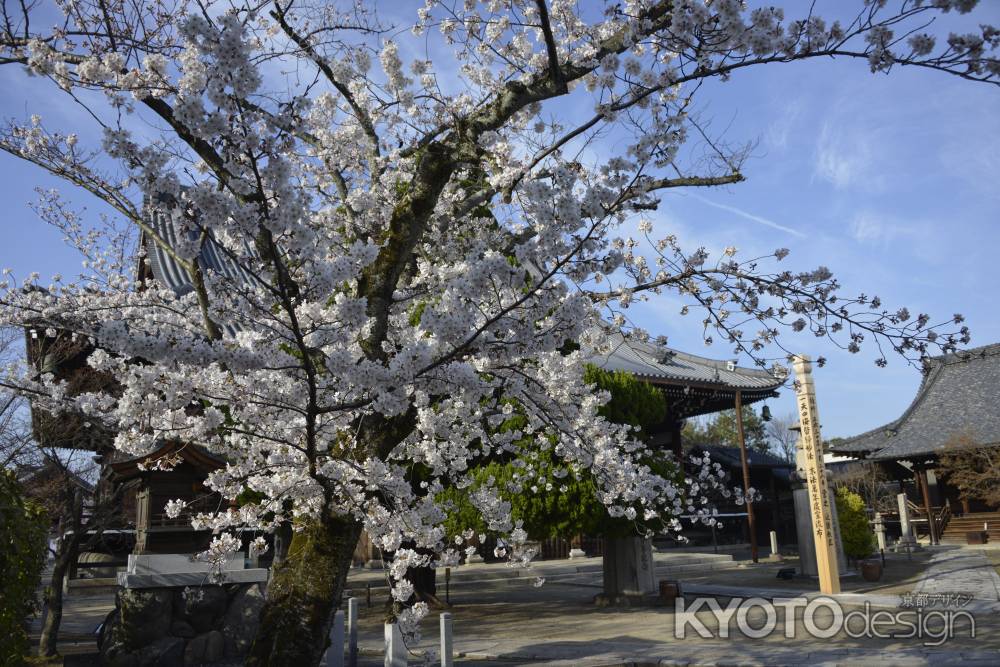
830;343;1000;462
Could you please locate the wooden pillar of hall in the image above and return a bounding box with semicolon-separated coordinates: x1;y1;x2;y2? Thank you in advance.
735;390;758;563
916;465;938;545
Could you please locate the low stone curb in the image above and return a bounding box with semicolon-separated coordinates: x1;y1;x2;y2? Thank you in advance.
346;555;739;595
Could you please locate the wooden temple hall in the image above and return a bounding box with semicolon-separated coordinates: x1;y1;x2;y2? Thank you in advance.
592;335;793;551
591;333;782;458
830;343;1000;545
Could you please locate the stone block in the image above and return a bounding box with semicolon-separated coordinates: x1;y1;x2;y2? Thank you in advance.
174;585;228;632
128;552;245;575
185;630;225;665
118;567;269;589
137;636;185;667
118;588;173;646
222;583;266;657
170;619;197;638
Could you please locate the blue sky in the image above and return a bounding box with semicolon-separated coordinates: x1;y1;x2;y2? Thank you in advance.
0;2;998;439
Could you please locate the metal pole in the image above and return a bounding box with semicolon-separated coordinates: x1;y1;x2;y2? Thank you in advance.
735;390;759;563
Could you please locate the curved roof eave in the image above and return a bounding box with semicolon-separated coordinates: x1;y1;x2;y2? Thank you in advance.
589;332;784;393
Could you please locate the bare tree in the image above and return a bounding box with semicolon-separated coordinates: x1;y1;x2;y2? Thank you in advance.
938;434;1000;508
831;461;895;514
12;328;123;658
0;328;32;468
765;412;799;464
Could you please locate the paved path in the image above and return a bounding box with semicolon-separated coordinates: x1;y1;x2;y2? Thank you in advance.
32;546;1000;665
347;559;1000;667
915;546;1000;601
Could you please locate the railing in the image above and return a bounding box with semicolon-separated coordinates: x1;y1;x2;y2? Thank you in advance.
904;499;950;543
149;498;222;528
936;503;952;540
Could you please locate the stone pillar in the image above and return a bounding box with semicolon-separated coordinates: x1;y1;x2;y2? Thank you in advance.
874;513;887;552
347;598;358;667
896;492;919;552
603;536;657;597
898;492;911;538
440;612;454;667
793;485;818;576
384;624;407;667
325;609;344;667
826;480;849;575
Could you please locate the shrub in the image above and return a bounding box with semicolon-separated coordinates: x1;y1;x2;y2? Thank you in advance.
835;486;876;561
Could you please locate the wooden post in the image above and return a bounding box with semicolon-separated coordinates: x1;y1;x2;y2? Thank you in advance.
792;355;841;594
734;390;758;563
917;466;938;545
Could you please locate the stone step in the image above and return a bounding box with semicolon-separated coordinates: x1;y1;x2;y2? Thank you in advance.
65;577;119;597
942;521;1000;529
941;524;1000;532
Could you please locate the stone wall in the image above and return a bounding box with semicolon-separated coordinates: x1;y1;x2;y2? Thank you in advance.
99;582;265;666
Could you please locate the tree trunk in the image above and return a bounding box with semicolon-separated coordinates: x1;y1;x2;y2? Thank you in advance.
39;534;80;656
601;535;656;601
247;513;362;667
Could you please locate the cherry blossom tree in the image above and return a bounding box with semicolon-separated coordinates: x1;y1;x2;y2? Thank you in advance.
0;1;994;663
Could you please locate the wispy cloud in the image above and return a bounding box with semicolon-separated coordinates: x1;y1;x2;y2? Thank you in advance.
765;96;804;152
686;192;806;238
848;210;944;268
812;119;885;192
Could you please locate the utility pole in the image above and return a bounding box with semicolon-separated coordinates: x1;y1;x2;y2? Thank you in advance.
734;390;758;563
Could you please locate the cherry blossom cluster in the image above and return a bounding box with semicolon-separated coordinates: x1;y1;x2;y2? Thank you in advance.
0;1;994;637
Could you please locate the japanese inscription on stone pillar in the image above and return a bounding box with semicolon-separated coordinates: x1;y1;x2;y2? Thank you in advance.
792;354;841;594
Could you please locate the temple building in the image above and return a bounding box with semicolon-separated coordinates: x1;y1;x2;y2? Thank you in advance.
592;334;792;549
830;343;1000;544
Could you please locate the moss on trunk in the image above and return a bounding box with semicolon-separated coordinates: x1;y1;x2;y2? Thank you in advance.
246;513;362;666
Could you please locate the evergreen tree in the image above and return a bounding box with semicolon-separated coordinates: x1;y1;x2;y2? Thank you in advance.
682;406;772;454
441;365;674;541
